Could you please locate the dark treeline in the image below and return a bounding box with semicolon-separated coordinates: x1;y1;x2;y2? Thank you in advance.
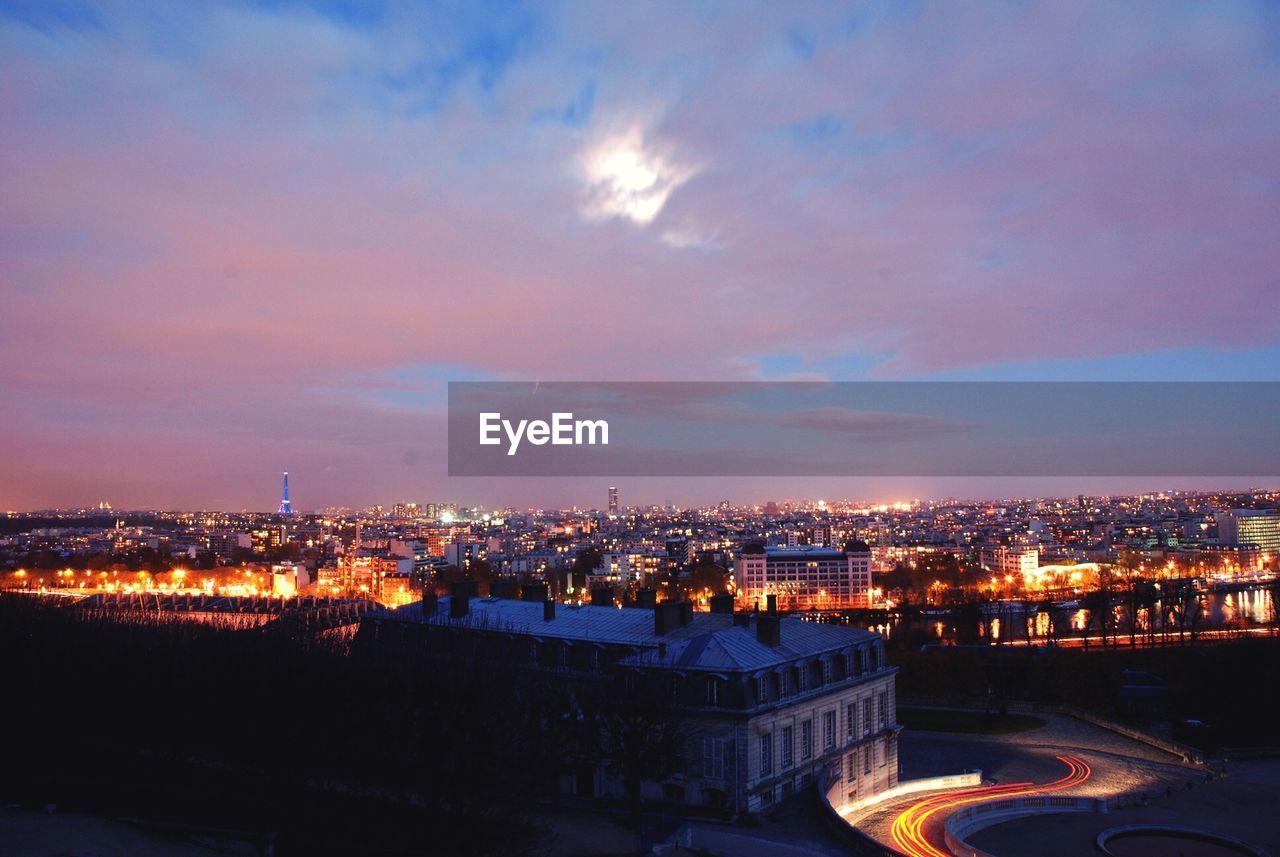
0;595;673;855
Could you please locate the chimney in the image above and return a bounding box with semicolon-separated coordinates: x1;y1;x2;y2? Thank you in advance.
756;614;781;647
591;588;614;607
635;588;658;609
450;594;469;618
709;594;734;615
654;600;682;635
733;611;751;628
522;582;549;602
490;579;519;600
679;600;693;627
766;594;778;614
543;599;556;621
450;580;478;618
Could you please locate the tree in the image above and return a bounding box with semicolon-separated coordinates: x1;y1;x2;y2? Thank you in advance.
468;558;494;591
432;563;465;595
678;562;729;601
1083;586;1111;649
596;680;681;825
572;548;603;576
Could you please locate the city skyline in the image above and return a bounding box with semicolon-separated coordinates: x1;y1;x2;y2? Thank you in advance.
8;477;1280;516
3;2;1280;510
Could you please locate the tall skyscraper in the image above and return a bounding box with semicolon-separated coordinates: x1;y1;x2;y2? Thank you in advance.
278;470;294;515
607;485;618;515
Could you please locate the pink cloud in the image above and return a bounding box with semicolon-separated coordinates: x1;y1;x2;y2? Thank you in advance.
1;2;1278;507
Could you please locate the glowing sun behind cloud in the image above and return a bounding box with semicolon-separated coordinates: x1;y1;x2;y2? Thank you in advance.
580;129;695;226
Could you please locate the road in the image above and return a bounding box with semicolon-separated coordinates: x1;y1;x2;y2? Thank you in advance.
889;754;1091;857
848;712;1200;855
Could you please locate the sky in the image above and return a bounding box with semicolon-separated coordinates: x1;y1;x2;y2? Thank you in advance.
2;1;1279;511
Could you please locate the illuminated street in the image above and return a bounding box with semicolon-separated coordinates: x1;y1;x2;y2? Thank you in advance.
967;756;1280;857
890;755;1091;857
850;712;1203;854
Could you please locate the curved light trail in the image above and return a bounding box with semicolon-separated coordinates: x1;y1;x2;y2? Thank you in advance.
890;754;1092;857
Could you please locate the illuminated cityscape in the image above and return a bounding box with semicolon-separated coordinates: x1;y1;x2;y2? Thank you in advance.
4;1;1280;855
3;487;1280;854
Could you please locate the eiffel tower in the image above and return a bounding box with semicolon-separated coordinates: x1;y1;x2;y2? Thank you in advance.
278;471;294;515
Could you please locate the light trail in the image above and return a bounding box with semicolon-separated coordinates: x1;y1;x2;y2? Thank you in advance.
889;754;1091;857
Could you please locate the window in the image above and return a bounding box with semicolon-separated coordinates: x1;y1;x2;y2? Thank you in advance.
757;676;769;704
760;732;773;776
800;720;813;760
845;752;857;783
863;746;871;775
702;737;725;779
778;670;789;697
846;702;856;742
863;698;873;735
796;665;807;692
823;710;836;750
706;678;720;707
822;658;833;684
781;726;794;769
876;739;887;768
878;691;888;729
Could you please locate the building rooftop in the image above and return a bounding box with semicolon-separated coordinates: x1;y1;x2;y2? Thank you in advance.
387;597;880;674
760;545;850;559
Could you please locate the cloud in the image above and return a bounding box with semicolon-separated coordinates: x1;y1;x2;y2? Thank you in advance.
579;126;697;225
0;1;1278;507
